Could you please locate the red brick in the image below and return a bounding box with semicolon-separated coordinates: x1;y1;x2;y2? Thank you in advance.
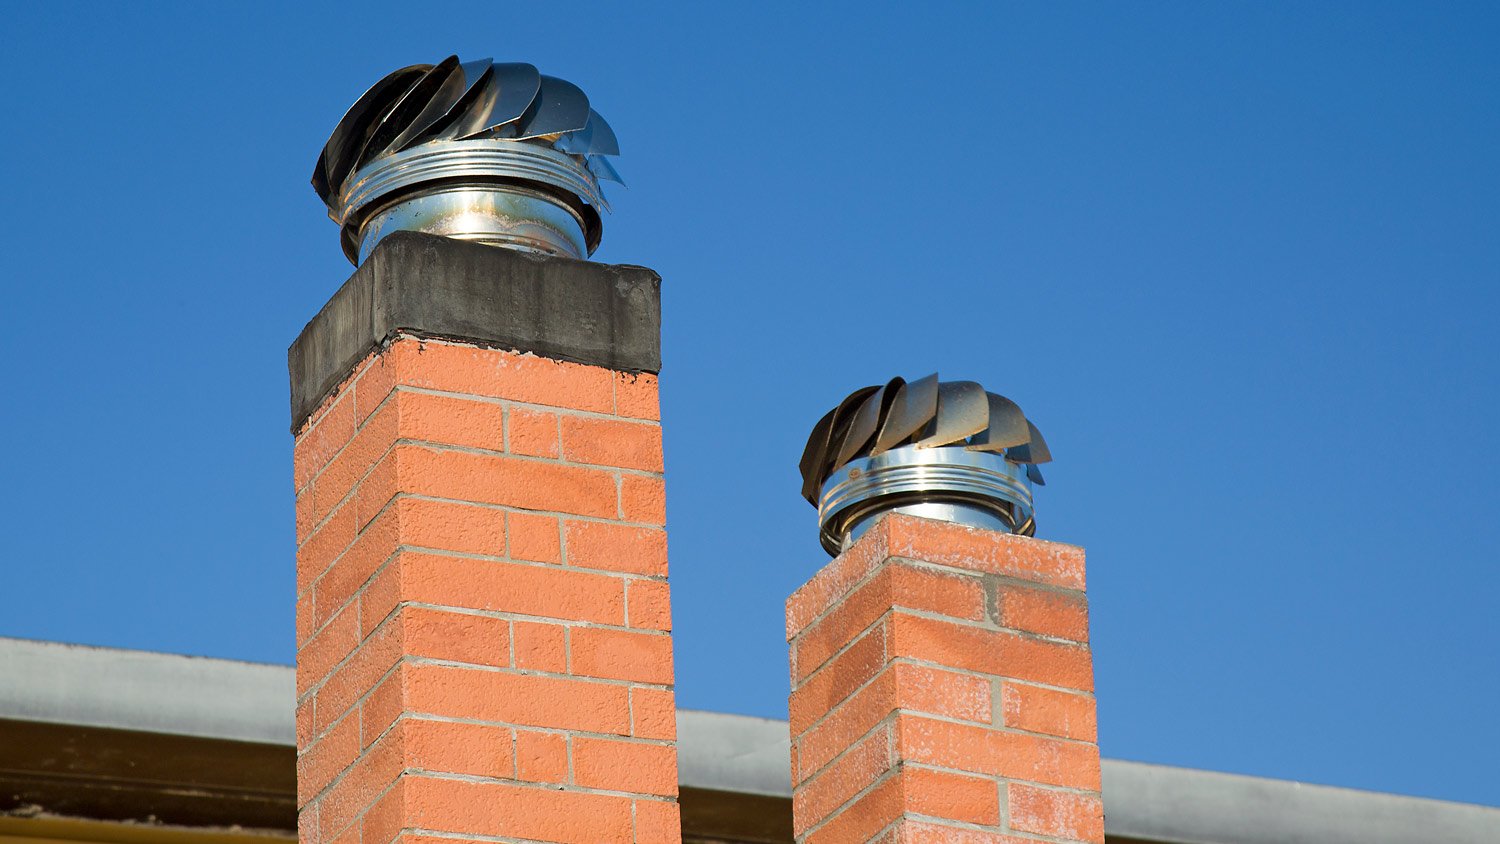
627;579;673;630
297;711;360;806
804;773;903;844
397;445;618;518
793;723;893;834
612;371;660;421
389;341;615;414
1008;783;1105;843
361;667;405;748
400;551;625;626
405;717;514;779
396;496;506;557
514;620;568;672
620;474;667;525
564;520;667;575
897;821;1031;844
402;606;509;667
311;398;400;527
1001;683;1098;742
352;348;398;426
359;779;404;844
786;529;893;638
902;766;1000;827
516;729;568;783
633;799;682;844
508;407;559;458
888;612;1093;692
296;490;317;547
792;562;985;682
997;584;1089;642
295;392;355;490
298;601;360;695
405;663;632;735
793;663;990;784
508;510;561;563
571;627;673;685
630;687;677;741
313;619;403;734
318;726;405;839
885;514;1086;590
895;715;1101;791
395;390;504;451
403;774;634;842
574;736;678;797
789;620;888;734
561;415;663;472
297;501;359;594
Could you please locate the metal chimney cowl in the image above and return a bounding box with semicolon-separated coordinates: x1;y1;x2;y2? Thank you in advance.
799;375;1052;556
312;56;622;265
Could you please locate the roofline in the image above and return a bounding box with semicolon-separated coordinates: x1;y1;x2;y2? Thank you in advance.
0;637;293;745
3;637;1496;843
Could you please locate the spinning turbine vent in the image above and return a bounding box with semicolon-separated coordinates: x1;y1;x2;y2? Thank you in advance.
799;375;1052;555
312;56;622;264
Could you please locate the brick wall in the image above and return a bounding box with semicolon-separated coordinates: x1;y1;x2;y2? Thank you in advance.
786;514;1102;843
294;335;679;844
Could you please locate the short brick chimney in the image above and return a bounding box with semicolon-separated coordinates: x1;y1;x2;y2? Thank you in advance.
788;379;1101;842
291;233;679;844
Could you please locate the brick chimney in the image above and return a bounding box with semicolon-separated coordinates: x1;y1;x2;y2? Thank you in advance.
290;233;680;844
786;513;1102;843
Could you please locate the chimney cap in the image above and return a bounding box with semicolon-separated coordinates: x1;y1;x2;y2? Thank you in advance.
312;57;622;264
799;375;1051;554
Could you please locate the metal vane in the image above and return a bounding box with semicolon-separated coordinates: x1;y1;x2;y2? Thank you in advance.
799;375;1053;554
312;55;623;265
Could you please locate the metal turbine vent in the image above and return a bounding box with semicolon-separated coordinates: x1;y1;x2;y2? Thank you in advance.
312;56;622;265
799;374;1052;555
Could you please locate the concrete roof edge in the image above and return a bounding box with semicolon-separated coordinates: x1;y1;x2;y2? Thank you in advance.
0;637;293;746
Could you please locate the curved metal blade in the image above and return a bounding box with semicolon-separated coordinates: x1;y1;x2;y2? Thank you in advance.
317;64;428;200
355;55;460;170
799;407;838;505
462;62;542;138
511;75;591;140
966;392;1030;452
820;384;879;478
1026;464;1046;486
398;58;494;148
431;64;499;140
872;373;938;454
588;155;625;186
800;385;876;504
915;381;988;448
558;109;618;156
834;384;889;467
1006;420;1052;464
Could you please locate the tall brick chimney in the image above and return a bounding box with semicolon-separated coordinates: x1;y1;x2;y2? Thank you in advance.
787;380;1102;842
290;233;679;844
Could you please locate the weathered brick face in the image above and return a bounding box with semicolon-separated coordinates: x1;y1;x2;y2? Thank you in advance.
294;335;679;844
786;515;1102;844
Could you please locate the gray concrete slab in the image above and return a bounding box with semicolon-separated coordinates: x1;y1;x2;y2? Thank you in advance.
287;231;662;432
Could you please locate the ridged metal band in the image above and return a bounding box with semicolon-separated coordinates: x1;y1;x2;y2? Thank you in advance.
817;445;1036;555
333;139;607;225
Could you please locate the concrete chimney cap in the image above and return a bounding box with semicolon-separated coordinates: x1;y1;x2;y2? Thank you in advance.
799;375;1051;554
311;56;622;265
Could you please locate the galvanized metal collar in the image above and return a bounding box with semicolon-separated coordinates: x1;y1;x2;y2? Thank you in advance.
332;139;606;226
817;444;1036;555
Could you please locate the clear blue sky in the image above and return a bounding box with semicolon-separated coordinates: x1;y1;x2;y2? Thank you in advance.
3;0;1496;807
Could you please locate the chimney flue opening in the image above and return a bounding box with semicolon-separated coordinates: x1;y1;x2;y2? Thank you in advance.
798;375;1052;555
312;57;622;265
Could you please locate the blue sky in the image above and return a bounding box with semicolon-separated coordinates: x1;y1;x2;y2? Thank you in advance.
3;1;1497;807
